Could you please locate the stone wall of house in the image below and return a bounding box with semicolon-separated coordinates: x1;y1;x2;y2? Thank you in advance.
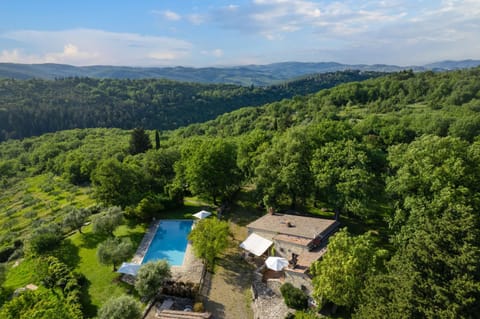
273;240;309;259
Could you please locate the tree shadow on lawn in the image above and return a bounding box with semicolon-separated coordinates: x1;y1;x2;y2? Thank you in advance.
223;203;263;227
118;231;145;246
216;251;254;290
78;232;109;249
79;277;98;318
51;239;80;268
201;271;227;319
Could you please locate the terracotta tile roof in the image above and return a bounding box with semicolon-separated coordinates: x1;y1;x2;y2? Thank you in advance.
273;233;312;246
247;213;339;240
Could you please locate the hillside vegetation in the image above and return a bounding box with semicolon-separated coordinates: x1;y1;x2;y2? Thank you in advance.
0;70;382;141
0;68;479;318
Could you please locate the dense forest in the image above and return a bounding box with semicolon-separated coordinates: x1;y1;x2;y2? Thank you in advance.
0;70;382;141
0;67;480;318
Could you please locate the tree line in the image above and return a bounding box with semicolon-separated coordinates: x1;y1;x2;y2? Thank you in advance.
0;70;382;141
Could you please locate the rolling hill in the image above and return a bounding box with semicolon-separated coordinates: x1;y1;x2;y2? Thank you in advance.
0;60;479;86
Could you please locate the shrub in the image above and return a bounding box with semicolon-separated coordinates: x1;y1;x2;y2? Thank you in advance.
0;247;15;263
27;224;63;255
193;302;204;312
98;295;142;319
280;283;308;310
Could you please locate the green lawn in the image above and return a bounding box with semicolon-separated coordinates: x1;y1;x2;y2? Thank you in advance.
68;199;207;317
68;223;146;317
4;258;39;290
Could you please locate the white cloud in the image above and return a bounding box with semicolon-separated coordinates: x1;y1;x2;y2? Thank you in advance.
187;14;205;25
0;28;193;66
208;0;480;65
201;49;224;58
162;10;181;21
211;0;406;40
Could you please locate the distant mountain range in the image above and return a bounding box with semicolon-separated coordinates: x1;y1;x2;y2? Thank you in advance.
0;60;479;86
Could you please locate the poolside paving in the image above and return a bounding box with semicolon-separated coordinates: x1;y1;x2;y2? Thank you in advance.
132;220;160;264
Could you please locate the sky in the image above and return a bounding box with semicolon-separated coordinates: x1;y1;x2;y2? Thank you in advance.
0;0;479;67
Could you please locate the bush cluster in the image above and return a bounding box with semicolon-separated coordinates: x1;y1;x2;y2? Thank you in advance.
280;283;308;310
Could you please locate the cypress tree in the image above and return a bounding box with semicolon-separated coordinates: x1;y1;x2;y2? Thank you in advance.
155;130;160;150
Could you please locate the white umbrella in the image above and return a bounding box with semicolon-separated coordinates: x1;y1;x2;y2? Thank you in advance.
117;262;141;276
193;210;212;219
265;256;289;271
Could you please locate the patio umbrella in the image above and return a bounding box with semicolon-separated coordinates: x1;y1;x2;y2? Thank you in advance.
117;262;141;276
193;210;212;219
265;256;289;271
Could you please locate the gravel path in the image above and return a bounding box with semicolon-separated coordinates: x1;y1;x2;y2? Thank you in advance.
202;223;255;319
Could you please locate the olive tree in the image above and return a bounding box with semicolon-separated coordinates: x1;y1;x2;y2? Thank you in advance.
134;260;171;300
97;237;133;271
92;206;123;237
98;295;142;319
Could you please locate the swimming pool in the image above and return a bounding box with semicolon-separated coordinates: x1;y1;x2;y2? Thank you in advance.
142;220;194;266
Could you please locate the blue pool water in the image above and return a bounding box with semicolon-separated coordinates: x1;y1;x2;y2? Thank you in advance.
142;220;194;266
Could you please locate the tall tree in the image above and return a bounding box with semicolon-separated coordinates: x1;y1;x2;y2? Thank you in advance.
92;158;144;207
311;139;377;218
356;136;480;318
310;229;386;309
97;237;133;271
386;135;480;238
188;218;230;271
129;127;152;155
355;201;480;319
176;138;241;204
255;127;314;208
155;130;161;150
134;260;171;300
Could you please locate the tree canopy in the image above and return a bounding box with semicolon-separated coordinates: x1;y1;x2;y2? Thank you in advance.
129;127;152;155
91;207;124;236
98;295;142;319
310;229;386;309
96;237;133;271
188;218;230;271
176;139;241;204
134;260;171;300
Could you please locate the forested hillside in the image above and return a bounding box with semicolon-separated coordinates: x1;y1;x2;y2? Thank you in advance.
0;70;382;141
0;68;479;318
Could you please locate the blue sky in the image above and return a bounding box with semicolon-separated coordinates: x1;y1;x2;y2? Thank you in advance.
0;0;479;66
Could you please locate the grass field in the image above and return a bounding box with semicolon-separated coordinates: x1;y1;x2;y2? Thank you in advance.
0;173;95;246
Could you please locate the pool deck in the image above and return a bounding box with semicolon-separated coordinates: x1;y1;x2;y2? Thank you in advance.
131;219;204;285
